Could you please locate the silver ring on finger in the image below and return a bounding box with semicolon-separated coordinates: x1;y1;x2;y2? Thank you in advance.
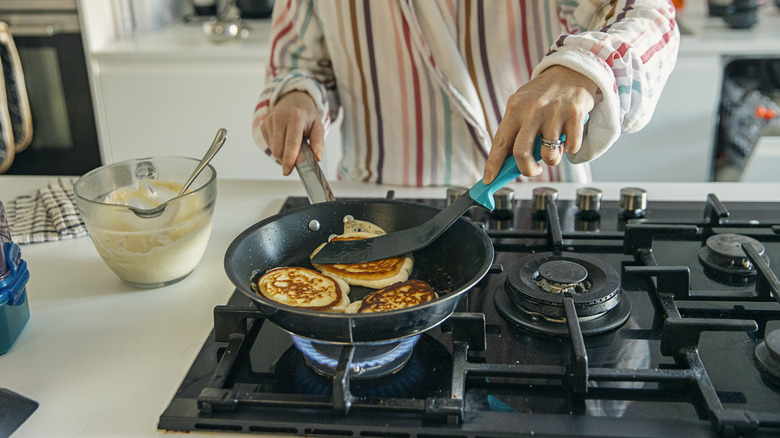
540;137;563;150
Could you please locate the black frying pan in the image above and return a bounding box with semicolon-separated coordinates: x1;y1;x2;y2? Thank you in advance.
224;199;493;344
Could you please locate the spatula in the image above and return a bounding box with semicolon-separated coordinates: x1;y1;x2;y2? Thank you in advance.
310;129;569;265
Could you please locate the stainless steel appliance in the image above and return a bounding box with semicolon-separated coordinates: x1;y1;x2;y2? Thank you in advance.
160;187;780;437
0;0;100;175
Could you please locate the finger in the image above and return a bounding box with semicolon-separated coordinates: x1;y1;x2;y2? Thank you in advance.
260;119;270;149
260;119;277;160
271;115;287;162
513;125;543;177
483;116;521;184
482;149;509;185
281;123;305;176
562;113;587;155
539;121;563;167
309;121;325;162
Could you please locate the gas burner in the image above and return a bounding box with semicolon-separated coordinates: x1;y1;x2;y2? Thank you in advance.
506;252;622;318
291;335;419;380
495;252;630;336
277;335;452;398
755;329;780;388
698;233;770;276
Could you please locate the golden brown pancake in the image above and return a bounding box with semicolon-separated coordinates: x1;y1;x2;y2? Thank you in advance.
256;267;350;312
310;232;414;289
347;279;437;313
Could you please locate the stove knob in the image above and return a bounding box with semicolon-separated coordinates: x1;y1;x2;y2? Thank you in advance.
620;187;647;217
446;186;468;206
493;187;515;212
532;187;558;212
576;187;602;214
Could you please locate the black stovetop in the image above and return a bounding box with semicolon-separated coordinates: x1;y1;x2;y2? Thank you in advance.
159;190;780;437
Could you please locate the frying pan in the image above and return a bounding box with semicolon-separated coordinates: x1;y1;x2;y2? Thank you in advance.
224;146;493;344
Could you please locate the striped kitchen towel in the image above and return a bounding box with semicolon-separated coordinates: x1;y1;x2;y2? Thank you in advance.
5;178;87;244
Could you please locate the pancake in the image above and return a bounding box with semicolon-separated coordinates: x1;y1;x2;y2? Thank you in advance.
256;267;350;312
346;279;437;313
311;231;413;289
343;218;387;235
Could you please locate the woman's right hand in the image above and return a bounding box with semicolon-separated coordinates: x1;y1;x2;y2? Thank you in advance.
260;91;325;176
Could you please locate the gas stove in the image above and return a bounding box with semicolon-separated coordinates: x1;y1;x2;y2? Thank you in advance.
159;186;780;437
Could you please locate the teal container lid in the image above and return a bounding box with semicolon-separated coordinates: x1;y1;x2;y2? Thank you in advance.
1;242;28;306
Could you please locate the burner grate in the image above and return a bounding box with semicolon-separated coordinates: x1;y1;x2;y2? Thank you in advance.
623;241;780;435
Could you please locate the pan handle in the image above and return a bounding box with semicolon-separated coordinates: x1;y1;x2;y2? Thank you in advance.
295;140;336;204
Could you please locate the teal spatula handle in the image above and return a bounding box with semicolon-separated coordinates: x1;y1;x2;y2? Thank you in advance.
468;144;535;211
469;114;589;211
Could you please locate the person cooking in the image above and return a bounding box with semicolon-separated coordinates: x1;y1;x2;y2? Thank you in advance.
252;0;679;186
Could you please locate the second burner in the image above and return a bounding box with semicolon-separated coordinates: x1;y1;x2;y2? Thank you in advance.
497;252;630;336
506;252;621;319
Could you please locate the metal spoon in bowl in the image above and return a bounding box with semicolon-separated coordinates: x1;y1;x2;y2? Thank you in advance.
130;128;227;218
178;128;227;197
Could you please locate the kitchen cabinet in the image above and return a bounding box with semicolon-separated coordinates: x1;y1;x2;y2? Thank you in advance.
84;14;341;181
94;55;271;179
89;18;294;181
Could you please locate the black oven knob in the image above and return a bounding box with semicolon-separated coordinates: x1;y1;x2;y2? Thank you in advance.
620;187;647;218
576;187;602;215
532;187;558;212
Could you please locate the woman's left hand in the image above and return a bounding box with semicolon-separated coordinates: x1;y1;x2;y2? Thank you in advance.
482;65;598;183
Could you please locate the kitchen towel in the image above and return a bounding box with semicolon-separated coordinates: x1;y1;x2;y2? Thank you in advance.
4;178;87;244
0;201;9;243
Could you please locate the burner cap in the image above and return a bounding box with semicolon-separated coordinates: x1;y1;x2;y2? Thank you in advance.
755;329;780;386
698;234;769;276
538;260;589;287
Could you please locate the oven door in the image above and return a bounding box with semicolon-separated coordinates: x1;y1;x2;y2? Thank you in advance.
0;1;101;175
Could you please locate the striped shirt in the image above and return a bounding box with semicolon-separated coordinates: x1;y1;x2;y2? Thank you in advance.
252;0;679;186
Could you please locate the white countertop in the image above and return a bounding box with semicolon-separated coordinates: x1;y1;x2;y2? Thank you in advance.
91;18;273;62
2;176;780;438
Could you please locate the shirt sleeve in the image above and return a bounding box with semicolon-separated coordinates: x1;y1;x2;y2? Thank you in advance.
532;0;680;164
251;0;339;151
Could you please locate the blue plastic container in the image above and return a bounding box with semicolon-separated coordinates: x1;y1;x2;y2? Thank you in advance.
0;241;30;355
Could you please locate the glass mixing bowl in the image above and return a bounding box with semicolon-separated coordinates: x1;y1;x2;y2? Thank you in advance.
73;157;217;288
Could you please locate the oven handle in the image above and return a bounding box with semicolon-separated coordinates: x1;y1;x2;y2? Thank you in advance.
3;24;62;37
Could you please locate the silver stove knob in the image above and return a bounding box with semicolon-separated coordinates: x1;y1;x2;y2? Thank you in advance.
493;187;515;211
576;187;602;213
446;186;468;206
532;187;558;211
620;187;647;215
